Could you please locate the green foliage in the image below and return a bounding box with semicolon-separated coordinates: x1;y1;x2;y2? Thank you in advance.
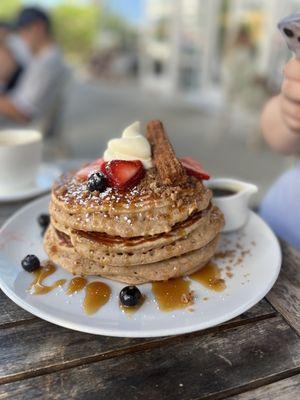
100;11;137;50
0;0;21;20
51;3;100;62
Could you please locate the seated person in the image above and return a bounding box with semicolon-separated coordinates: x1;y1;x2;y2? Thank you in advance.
0;7;65;125
260;58;300;250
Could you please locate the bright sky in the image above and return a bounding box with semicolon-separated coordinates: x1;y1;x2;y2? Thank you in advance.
23;0;143;24
24;0;88;6
107;0;143;23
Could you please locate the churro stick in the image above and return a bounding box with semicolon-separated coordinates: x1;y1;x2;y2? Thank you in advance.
147;120;187;185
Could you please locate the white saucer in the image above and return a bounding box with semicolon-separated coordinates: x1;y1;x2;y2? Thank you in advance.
0;164;61;202
0;195;282;338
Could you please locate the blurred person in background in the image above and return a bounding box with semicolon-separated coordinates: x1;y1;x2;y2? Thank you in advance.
260;58;300;250
0;7;65;126
6;26;32;71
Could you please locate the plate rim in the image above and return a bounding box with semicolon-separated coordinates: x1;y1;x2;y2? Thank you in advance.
0;195;282;337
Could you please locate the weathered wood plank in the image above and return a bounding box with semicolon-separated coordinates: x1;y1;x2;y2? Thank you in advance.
0;319;152;384
0;317;299;400
228;373;300;400
267;242;300;335
0;299;276;383
0;291;35;327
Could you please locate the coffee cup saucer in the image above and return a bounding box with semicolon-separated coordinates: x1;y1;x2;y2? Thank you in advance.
0;163;61;202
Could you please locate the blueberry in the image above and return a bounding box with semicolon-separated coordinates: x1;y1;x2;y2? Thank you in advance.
38;214;50;228
87;172;107;192
119;285;142;307
37;214;50;237
21;255;40;272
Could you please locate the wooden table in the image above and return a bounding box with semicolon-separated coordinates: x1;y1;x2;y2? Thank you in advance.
0;197;300;400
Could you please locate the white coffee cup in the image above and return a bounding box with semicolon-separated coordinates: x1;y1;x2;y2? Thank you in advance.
0;129;42;193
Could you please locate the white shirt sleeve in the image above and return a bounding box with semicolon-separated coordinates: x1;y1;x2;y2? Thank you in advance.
10;48;64;119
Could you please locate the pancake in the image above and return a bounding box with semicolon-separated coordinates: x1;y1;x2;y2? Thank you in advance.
44;225;220;284
51;204;213;252
44;119;225;284
50;206;223;266
50;168;212;237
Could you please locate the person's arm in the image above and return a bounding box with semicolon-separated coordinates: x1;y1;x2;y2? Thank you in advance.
6;48;65;125
261;58;300;155
0;95;30;123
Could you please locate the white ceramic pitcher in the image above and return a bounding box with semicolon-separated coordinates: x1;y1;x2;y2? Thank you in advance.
206;178;258;232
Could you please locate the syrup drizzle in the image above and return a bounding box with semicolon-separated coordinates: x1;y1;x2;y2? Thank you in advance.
83;281;111;315
190;262;226;292
29;262;66;295
28;260;226;314
152;278;193;311
66;277;87;295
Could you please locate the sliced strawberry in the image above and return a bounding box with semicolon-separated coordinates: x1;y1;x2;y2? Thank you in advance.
90;158;104;167
76;158;104;180
101;160;145;189
180;157;210;180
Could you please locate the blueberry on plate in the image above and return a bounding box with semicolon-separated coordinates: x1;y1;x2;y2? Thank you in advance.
119;285;142;307
87;172;108;192
21;255;40;272
38;214;50;229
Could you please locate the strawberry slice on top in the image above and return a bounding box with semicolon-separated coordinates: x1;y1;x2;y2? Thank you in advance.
76;158;104;180
180;157;210;180
101;160;145;189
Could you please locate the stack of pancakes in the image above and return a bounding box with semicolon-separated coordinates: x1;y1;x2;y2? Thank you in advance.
44;121;224;284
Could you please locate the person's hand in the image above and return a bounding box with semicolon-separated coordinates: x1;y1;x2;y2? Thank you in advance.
281;58;300;133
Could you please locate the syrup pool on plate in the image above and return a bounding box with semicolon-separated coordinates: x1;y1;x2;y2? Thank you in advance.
66;277;87;295
190;262;226;292
152;277;193;312
83;281;111;315
29;261;66;295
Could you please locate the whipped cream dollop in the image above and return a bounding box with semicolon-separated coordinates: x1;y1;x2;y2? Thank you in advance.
103;121;152;169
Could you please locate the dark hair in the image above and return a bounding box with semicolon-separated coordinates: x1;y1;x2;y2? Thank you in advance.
13;7;52;34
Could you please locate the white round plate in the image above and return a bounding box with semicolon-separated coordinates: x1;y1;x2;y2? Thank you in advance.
0;195;281;337
0;164;61;202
